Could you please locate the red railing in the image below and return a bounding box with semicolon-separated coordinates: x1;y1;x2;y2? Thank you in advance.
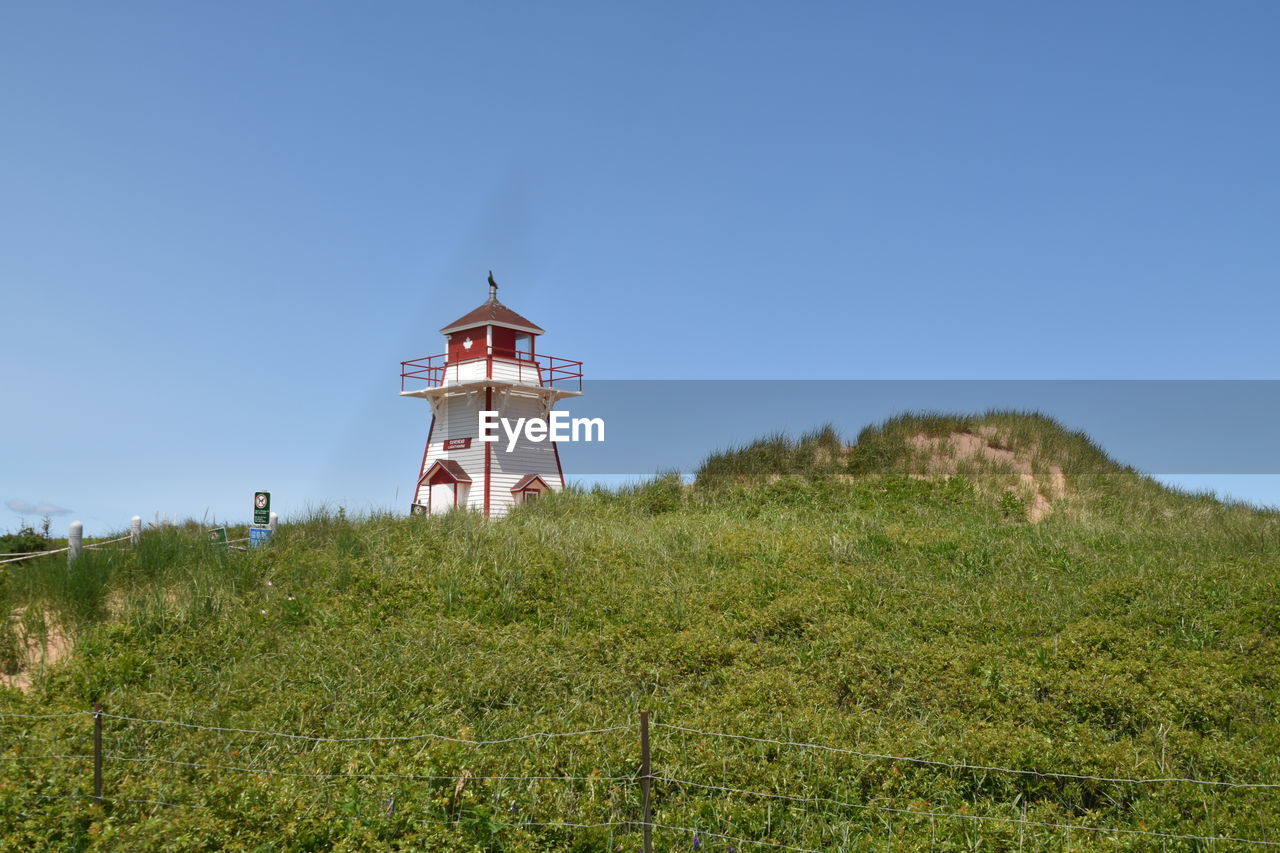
533;353;585;392
400;354;446;390
400;350;584;393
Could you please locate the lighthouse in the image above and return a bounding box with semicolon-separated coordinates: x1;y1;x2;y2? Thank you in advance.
400;274;583;518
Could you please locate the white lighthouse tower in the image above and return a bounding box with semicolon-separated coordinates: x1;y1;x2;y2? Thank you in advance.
400;274;583;518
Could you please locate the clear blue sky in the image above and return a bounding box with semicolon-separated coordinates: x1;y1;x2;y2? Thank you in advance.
2;2;1278;533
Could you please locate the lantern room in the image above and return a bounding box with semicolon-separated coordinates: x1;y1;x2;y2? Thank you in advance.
440;276;545;364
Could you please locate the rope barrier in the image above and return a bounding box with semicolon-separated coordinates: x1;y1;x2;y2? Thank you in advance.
1;535;130;564
0;547;70;566
84;534;135;549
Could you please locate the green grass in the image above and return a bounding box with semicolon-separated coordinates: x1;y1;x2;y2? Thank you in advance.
2;412;1279;851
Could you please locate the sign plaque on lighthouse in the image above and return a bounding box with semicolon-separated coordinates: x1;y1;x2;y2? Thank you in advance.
399;274;584;519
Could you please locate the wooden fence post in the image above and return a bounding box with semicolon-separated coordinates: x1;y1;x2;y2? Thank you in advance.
92;703;103;805
130;516;142;547
640;710;652;853
68;521;83;566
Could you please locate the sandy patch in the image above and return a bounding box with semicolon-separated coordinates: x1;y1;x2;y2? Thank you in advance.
907;431;1067;522
1;607;72;693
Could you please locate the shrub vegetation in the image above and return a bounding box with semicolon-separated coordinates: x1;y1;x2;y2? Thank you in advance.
2;413;1278;851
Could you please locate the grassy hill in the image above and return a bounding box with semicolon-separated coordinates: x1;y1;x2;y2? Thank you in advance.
3;412;1279;851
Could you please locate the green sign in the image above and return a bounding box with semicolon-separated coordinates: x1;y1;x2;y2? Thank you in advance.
208;527;228;545
253;491;271;525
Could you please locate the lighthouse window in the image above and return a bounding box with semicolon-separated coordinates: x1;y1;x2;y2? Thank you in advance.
515;333;532;359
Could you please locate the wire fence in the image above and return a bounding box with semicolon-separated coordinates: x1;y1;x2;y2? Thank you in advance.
4;707;1279;850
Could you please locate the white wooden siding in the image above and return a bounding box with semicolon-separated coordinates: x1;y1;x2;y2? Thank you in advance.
488;394;564;517
488;359;542;385
441;358;541;387
413;361;565;517
442;360;486;385
416;394;487;509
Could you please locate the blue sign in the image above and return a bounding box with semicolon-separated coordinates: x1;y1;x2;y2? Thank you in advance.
249;527;273;548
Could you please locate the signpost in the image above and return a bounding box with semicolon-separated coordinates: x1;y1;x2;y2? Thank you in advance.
207;493;276;550
250;491;274;547
253;492;271;526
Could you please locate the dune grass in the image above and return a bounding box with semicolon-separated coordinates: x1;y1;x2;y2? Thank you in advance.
2;413;1279;850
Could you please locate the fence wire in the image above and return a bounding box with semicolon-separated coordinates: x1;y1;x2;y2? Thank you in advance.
96;712;631;745
649;822;825;853
105;753;633;783
657;775;1280;848
27;791;192;809
656;722;1280;790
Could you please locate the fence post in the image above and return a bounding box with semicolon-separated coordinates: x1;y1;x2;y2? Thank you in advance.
268;511;278;534
130;516;142;547
640;710;652;853
68;521;83;566
92;703;103;805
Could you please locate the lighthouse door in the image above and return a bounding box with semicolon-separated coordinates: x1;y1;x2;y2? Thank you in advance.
429;481;455;514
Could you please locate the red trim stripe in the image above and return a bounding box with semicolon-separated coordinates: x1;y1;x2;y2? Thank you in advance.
483;386;492;518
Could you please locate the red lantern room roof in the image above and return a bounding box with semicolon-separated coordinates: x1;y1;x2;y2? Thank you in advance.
439;272;545;336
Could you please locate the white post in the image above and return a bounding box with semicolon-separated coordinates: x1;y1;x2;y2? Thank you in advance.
268;511;279;534
130;516;142;547
68;521;83;565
